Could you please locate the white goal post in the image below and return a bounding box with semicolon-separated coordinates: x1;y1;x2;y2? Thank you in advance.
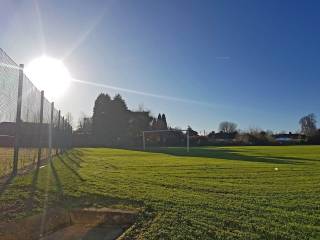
142;129;190;152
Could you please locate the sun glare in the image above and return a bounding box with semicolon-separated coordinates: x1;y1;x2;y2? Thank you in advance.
25;56;71;101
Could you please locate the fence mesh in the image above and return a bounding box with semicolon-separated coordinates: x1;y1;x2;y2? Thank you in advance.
0;49;19;123
0;48;72;177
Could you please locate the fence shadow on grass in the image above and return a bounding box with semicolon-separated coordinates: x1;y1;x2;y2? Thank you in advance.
1;150;146;222
0;174;15;197
26;167;39;208
25;154;74;211
64;151;83;167
146;147;309;165
50;160;64;197
57;154;85;182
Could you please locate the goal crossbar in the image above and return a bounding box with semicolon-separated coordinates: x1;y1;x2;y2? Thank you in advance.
142;129;189;152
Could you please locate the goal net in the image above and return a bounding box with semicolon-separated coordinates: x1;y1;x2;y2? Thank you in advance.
142;129;190;152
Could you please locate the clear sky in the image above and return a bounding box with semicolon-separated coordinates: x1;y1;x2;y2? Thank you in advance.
1;0;319;133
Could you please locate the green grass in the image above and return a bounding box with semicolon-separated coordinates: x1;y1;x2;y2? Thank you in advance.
1;146;320;239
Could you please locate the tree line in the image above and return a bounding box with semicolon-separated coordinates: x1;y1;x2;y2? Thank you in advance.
202;114;320;145
75;93;173;146
74;93;320;147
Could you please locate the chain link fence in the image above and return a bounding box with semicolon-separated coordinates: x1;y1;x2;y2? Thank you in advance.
0;48;72;177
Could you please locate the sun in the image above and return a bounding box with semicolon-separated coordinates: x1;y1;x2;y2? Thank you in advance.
25;56;71;101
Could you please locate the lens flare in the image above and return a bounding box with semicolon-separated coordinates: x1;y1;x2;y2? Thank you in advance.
25;56;71;101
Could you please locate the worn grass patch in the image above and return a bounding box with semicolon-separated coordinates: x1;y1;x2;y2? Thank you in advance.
1;146;320;239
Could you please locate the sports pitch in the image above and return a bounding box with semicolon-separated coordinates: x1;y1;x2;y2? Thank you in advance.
0;146;319;239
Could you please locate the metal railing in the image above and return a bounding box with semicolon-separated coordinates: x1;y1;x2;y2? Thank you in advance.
0;48;72;177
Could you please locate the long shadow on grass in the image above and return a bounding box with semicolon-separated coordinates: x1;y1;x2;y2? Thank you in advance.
26;166;40;208
147;147;308;164
64;151;82;167
1;151;146;221
27;152;81;206
0;174;15;196
57;155;85;181
27;161;64;208
50;160;64;197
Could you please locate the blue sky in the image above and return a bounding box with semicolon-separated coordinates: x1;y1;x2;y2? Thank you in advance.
1;0;320;132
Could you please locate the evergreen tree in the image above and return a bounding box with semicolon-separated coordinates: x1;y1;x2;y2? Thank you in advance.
89;93;170;146
157;113;162;129
113;94;128;111
151;118;157;129
92;93;111;144
187;126;198;136
161;114;168;130
128;111;153;144
109;94;129;144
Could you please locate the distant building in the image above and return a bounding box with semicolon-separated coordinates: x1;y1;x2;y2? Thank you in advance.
0;121;49;147
0;122;16;147
0;122;15;136
272;132;305;143
208;131;237;141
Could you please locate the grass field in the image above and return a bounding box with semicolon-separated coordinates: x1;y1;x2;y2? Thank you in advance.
0;146;319;239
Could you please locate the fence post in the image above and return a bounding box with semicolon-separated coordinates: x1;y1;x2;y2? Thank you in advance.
49;102;54;161
13;64;24;176
187;130;190;153
65;120;68;150
37;91;44;168
68;124;72;149
66;124;70;150
56;110;60;155
61;117;64;154
142;132;146;150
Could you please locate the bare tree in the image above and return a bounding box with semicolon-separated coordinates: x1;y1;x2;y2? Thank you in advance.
138;103;145;112
299;113;317;136
219;121;237;133
65;112;73;127
77;112;86;130
77;112;92;133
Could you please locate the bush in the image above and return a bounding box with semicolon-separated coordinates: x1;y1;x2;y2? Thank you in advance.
235;129;276;145
306;130;320;144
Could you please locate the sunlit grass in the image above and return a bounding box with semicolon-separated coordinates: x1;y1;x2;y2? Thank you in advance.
1;146;319;239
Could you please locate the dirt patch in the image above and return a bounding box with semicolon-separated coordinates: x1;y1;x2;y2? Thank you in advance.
0;207;137;240
41;225;124;240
